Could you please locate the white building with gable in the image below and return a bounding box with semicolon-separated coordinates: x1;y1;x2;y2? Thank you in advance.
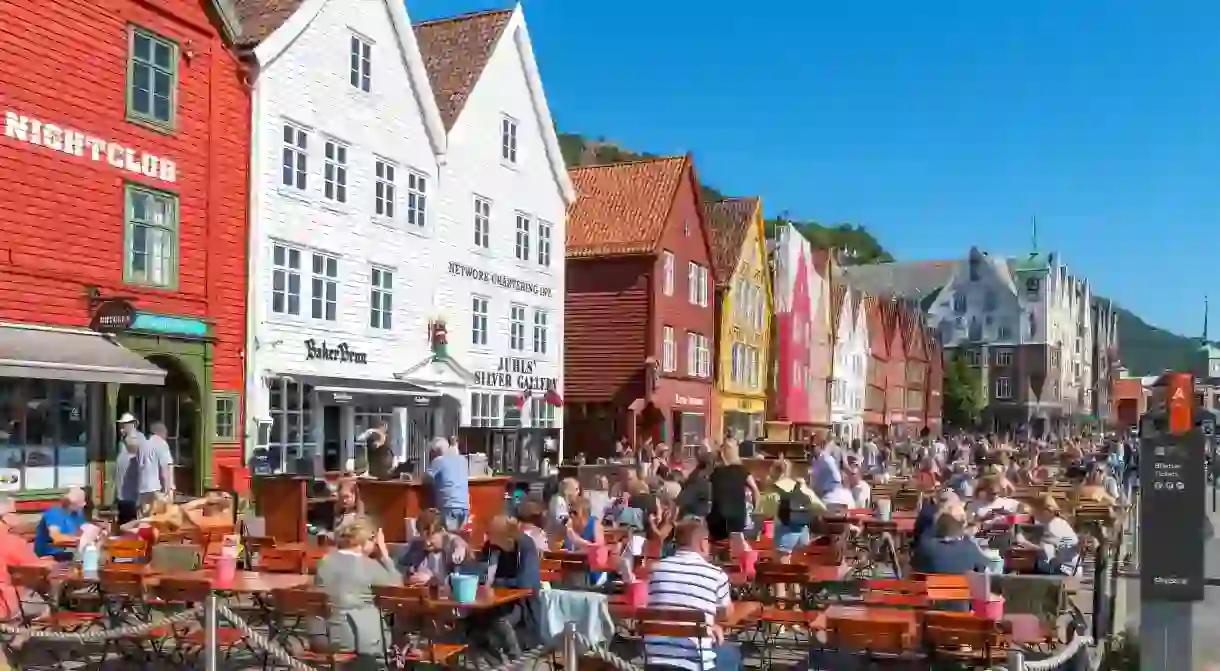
830;287;869;444
408;6;576;473
238;0;449;472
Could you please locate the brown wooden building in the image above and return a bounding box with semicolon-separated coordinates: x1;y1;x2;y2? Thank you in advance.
901;307;930;434
862;295;888;435
563;156;717;458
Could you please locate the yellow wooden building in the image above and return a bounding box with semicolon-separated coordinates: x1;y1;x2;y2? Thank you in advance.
704;197;772;442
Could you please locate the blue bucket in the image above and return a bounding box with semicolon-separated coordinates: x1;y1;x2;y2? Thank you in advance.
449;573;479;604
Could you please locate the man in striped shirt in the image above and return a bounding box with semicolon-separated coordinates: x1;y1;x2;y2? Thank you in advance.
644;521;740;670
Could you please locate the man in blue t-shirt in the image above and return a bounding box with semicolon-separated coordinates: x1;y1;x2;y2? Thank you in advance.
424;438;470;532
35;487;88;559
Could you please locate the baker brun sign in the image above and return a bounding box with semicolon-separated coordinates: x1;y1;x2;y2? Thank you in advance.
304;340;367;364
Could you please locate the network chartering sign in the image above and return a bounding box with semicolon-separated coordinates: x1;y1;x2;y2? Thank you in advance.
1139;372;1206;602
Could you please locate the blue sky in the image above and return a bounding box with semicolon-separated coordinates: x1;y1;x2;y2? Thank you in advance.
409;0;1219;338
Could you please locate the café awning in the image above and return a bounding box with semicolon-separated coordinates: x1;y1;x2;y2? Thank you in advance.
0;322;166;385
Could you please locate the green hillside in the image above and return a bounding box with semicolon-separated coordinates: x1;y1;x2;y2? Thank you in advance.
557;131;1193;375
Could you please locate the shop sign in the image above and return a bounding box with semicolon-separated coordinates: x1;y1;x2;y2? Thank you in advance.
131;313;208;338
90;299;136;333
305;340;368;364
473;356;557;391
676;394;706;407
4;111;178;184
447;261;553;298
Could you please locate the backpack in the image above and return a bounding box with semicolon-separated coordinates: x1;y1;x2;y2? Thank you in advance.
777;485;817;528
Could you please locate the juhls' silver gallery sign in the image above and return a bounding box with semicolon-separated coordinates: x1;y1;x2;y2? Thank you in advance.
4;111;178;184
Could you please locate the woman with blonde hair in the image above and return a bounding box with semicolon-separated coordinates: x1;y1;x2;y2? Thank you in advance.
314;516;401;663
1017;495;1080;575
477;515;541;661
706;439;760;542
120;493;184;543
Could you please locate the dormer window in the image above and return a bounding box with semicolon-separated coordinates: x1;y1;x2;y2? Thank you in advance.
1025;277;1040;293
968;257;980;282
953;293;967;314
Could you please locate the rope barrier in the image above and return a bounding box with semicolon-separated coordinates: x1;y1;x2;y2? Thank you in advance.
1022;633;1092;671
0;605;202;642
214;601;317;671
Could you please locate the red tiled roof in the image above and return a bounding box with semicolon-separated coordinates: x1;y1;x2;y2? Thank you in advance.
232;0;305;47
566;156;688;258
702;197;758;285
415;9;513;130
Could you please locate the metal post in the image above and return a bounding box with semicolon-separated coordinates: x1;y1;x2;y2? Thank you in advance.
204;590;218;671
1006;648;1025;671
562;621;578;669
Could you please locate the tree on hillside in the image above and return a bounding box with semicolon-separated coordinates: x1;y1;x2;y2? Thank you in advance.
943;354;984;428
765;215;894;265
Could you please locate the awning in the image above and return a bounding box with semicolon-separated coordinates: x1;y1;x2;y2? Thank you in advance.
0;323;166;385
288;374;439;406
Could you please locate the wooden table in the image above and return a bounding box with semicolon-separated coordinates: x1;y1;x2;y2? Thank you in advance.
426;586;532;610
169;569;313;592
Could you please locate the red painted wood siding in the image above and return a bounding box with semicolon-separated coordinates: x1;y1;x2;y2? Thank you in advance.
884;306;907;426
652;163;716;384
564;257;651;401
925;335;944;429
774;246;813;424
0;0;249;398
863;298;887;426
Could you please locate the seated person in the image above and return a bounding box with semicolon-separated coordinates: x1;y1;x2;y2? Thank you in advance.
1017;495;1081;576
180;491;235;530
1074;465;1118;506
514;499;549;552
844;466;871;509
912;488;958;545
34;488;89;560
477;516;542;661
968;476;1023;522
120;494;185;542
562;497;607;584
912;503;991;590
314;516;401;664
396;508;468;586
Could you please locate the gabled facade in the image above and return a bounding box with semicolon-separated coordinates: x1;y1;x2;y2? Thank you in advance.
0;0;249;501
809;251;834;429
705;197;771;441
862;296;889;433
415;6;575;472
238;0;449;473
830;286;868;444
902;308;929;434
882;301;909;435
924;324;945;435
564;156;715;457
771;225;815;432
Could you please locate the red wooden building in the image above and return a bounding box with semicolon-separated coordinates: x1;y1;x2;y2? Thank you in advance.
563;156;717;458
0;0;249;504
901;307;929;435
862;296;887;436
881;301;908;437
924;325;945;436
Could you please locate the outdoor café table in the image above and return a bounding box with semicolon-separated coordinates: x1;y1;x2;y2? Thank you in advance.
426;586;532;611
606;597;762;631
809;605;1053;646
157;569;313;592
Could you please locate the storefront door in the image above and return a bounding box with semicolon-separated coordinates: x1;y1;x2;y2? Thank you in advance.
118;355;199;495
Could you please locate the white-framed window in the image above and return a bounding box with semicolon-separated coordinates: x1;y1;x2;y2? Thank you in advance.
730;343;742;383
472;296;489;346
501;116;518;163
662;326;676;372
995;376;1013;399
349;34;371;92
473;196;490;248
687;263;698;304
748;346;760;388
792;361;802;389
123;184;178;288
369;266;392;329
310;253;338;321
538;221;552;266
281;123;308;190
271;243;302;315
323;139;348;203
374;159;395;218
966;349;981;366
530;398;557;428
471;392;501;427
662;251;674;296
996;349;1013;366
686;332;697;376
515;213;531;261
754;286;765;330
533;309;548;354
509;304;526;351
696;334;711;377
268;377;316;472
407;171;427;227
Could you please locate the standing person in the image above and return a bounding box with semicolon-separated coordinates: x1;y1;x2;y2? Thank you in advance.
424;438;469;532
809;440;842;498
146;422;176;496
114;433;141;525
644;520;739;671
138;423;173;512
707;441;759;543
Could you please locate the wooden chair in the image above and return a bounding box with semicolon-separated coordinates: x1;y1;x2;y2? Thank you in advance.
636;608;712;671
97;568;169;661
921;611;1004;665
241;535;277;569
7;564;103;667
825;616;923;667
257;547;305;573
923;574;971;602
268;587;357;670
540;557;564;583
104;537;149;564
153;578;250;665
374;595;466;668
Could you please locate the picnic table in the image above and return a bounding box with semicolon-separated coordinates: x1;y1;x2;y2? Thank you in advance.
810;605;1053;645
